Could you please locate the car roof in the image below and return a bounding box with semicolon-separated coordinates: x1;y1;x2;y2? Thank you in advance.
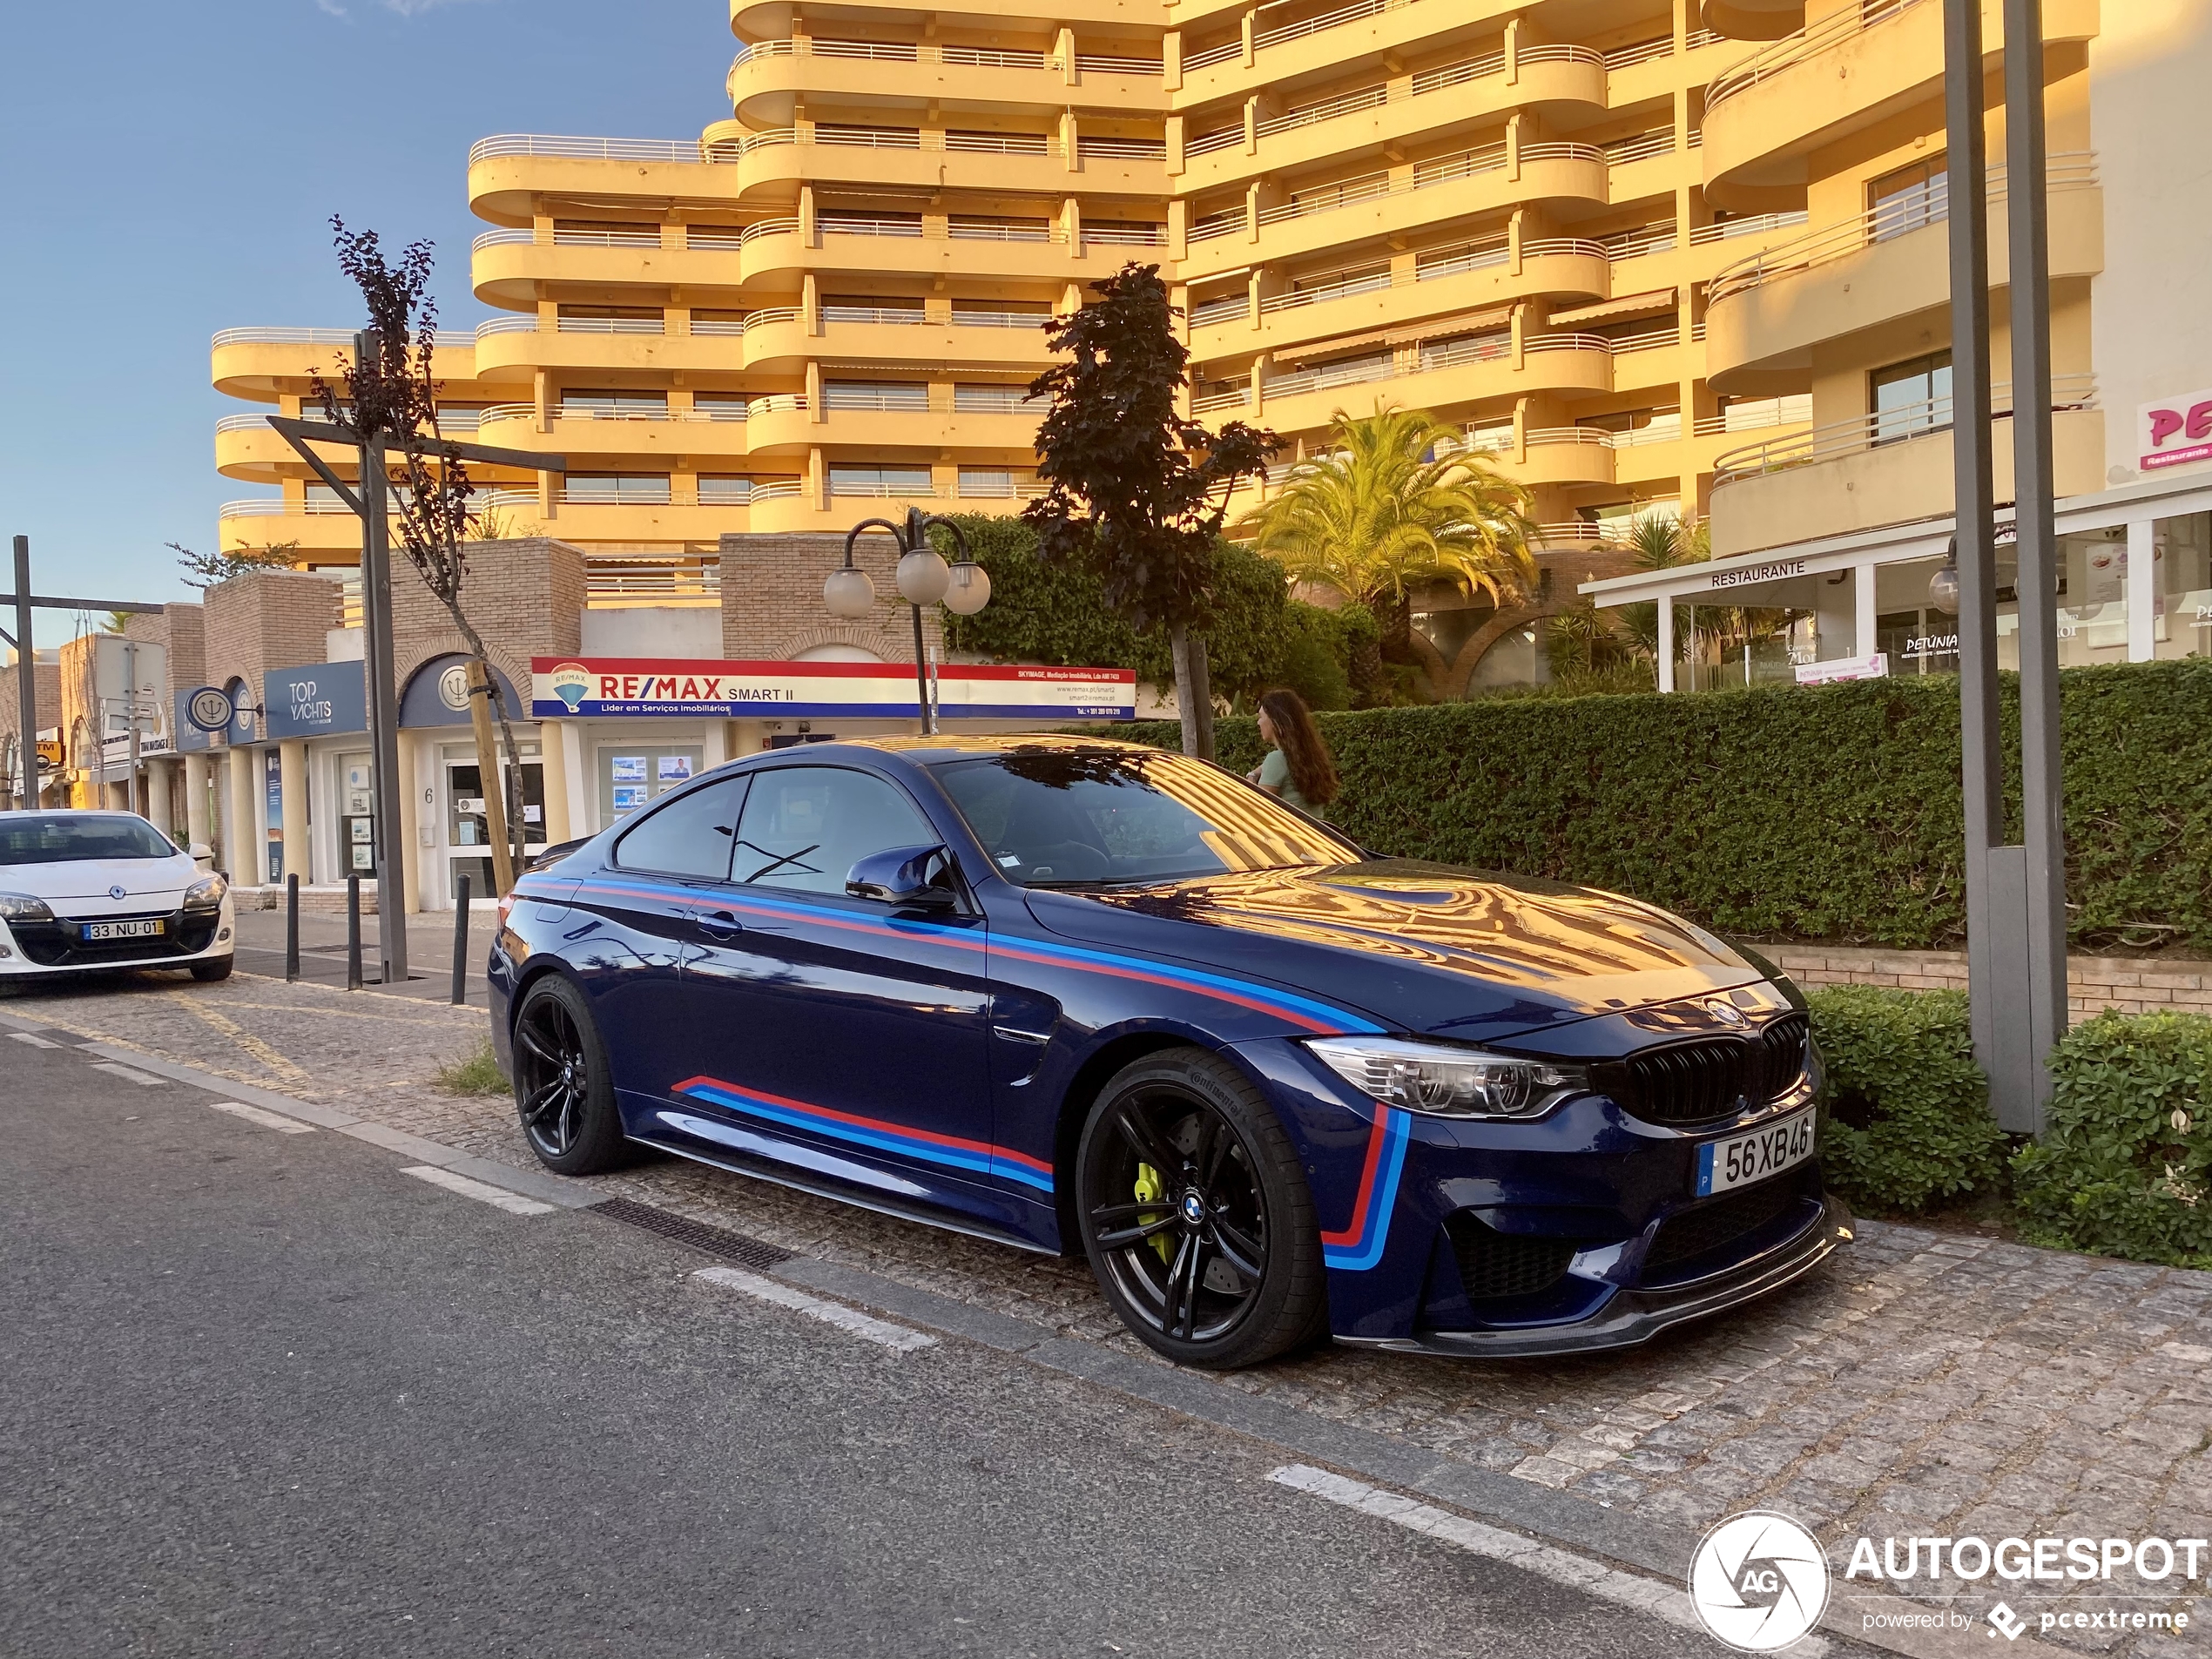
830;732;1163;767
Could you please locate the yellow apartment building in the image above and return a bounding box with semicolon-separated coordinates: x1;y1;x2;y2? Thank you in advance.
1587;0;2212;691
212;0;1851;691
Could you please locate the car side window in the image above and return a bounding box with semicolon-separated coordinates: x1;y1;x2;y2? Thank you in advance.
612;777;747;880
730;767;937;895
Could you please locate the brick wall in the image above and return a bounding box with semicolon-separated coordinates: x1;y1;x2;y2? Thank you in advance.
1774;946;2212;1022
389;537;585;703
719;531;944;663
0;660;63;773
204;570;345;734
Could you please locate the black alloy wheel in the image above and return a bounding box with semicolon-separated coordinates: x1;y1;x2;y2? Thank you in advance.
1076;1049;1328;1370
510;976;628;1175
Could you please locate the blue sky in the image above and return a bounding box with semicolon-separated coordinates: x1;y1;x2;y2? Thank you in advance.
0;0;733;610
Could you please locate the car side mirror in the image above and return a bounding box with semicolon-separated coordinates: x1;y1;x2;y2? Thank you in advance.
188;842;215;870
846;844;961;907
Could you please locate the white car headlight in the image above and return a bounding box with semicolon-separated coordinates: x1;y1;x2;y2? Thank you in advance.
0;892;55;923
183;873;228;913
1305;1035;1587;1120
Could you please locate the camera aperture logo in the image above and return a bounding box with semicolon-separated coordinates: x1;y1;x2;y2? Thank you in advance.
1690;1511;1831;1651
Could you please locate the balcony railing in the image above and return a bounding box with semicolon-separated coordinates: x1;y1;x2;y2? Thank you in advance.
1601;29;1723;71
1076;136;1167;160
1711;374;2099;488
556;315;665;335
469;133;712;165
1705;0;1932;112
1708;153;2099;306
732;37;1063;71
212;326;473;349
1076;53;1164;74
743;306;803;332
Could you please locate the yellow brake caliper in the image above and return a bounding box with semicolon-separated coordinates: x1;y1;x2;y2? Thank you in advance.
1133;1162;1174;1264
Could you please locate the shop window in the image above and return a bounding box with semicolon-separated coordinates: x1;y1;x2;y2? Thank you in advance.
2157;511;2212;660
1877;609;1959;676
1870;352;1952;445
1868;156;1947;242
598;746;704;821
2055;528;2130;666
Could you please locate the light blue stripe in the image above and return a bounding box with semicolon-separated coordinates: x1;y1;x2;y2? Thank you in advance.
1321;1109;1411;1273
680;1082;1055;1193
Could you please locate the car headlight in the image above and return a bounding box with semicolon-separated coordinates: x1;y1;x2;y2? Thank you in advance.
0;892;55;922
1305;1035;1588;1120
183;873;229;913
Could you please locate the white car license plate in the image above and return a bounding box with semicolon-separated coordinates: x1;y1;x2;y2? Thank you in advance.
85;919;163;942
1696;1109;1817;1197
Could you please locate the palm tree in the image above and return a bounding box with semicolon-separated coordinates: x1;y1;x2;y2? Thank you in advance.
1239;407;1536;702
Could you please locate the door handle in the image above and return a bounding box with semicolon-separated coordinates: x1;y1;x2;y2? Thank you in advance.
698;910;744;941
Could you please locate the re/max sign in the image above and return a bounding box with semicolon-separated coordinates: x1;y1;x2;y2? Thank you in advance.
596;674;793;704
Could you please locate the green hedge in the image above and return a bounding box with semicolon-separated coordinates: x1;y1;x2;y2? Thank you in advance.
2012;1012;2212;1268
1106;660;2212;950
1805;986;2007;1212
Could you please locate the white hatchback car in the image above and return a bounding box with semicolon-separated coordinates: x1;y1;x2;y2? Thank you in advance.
0;812;236;982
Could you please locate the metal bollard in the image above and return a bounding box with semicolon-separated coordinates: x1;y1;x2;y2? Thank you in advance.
450;873;471;1007
346;874;362;992
285;873;300;982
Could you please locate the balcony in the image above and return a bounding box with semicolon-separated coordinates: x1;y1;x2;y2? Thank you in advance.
1703;156;2103;388
1707;378;2103;556
1701;0;2101;210
1238;330;1616;431
469;316;747;381
1180;142;1608;279
726;37;1167;127
723;123;1164;202
211;327;475;399
468;132;747;223
1175;44;1604;191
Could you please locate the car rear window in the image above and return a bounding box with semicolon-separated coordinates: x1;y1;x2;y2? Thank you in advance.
0;815;178;866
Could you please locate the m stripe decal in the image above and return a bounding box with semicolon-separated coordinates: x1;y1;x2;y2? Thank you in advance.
1319;1108;1410;1272
674;1076;1057;1193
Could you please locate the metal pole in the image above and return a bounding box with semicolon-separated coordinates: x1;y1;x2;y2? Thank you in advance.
451;873;471;1007
2006;0;2067;1129
125;640;142;819
285;873;300;982
346;873;363;992
909;598;933;736
11;537;32;811
354;342;410;988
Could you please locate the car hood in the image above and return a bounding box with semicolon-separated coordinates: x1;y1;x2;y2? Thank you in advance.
1021;860;1769;1042
0;854;199;909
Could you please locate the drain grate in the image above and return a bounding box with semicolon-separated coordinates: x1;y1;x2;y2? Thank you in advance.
590;1197;797;1271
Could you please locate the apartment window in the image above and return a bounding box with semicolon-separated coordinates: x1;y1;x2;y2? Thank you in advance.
958;469;1015;498
816;211;923;238
552;219;662;246
1418;331;1511;372
1084;220;1167;246
565;474;672;505
692;395;749;421
821;294;928;325
1871;352;1953;444
556;305;664;334
829;465;934;497
1869;156;1947;241
698;476;755;504
561;390;668;419
951;301;1050;328
954;384;1045;415
813;124;921;150
949;215;1050;242
944;129;1049;155
690;308;748;335
823;381;929;412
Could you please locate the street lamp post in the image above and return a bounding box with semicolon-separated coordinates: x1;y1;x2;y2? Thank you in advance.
826;507;992;735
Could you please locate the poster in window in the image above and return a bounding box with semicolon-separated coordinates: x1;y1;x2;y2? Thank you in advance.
658;755;693;783
610;755;647;783
611;783;648;812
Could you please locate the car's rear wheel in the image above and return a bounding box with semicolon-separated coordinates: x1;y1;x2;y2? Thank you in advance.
1076;1049;1328;1370
511;976;627;1175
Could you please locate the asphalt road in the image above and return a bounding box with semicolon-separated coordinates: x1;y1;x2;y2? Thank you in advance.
1;1038;1740;1659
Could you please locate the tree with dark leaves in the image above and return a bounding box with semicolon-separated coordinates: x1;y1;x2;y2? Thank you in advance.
1022;264;1276;760
312;219;524;891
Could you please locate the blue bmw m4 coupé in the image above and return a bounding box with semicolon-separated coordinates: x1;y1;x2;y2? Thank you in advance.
490;735;1850;1369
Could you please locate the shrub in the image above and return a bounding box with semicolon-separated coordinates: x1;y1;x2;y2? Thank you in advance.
1102;659;2212;950
1805;986;2007;1212
2011;1012;2212;1268
434;1040;510;1098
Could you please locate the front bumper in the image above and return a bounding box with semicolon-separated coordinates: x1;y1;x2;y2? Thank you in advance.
1340;1194;1853;1359
0;900;236;975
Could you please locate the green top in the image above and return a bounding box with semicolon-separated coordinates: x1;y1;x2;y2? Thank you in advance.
1258;747;1314;815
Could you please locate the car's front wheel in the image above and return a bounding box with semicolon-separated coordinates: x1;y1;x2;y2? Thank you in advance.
188;956;233;982
511;975;628;1175
1076;1049;1328;1370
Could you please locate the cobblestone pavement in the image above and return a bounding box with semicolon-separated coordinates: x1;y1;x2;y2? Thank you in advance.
10;967;2211;1655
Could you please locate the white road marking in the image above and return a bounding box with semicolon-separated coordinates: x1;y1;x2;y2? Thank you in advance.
692;1266;938;1354
400;1164;555;1216
208;1101;316;1135
91;1062;165;1087
8;1032;59;1049
1265;1465;1828;1656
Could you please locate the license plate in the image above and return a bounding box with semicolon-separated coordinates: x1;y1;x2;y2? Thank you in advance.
85;919;163;941
1696;1109;1817;1197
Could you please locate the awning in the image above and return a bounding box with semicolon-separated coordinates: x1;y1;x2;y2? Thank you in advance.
1551;287;1678;327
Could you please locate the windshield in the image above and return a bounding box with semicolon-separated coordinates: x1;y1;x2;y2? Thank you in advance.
934;749;1357;887
0;815;178;867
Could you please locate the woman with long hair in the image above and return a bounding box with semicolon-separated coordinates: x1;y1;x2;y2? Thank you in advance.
1247;688;1339;818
